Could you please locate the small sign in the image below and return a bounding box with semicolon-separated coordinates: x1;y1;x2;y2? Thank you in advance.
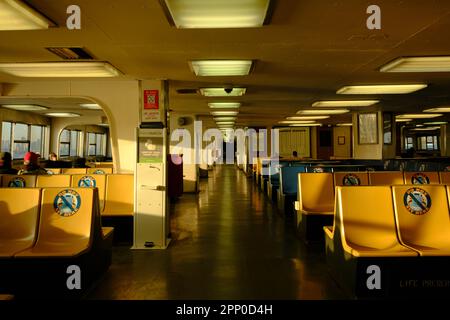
144;90;159;110
403;188;431;215
54;189;82;217
343;174;361;186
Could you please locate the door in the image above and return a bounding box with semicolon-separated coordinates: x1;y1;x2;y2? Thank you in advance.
317;127;334;160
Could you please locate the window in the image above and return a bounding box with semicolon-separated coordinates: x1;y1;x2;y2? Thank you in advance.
0;122;46;159
87;132;106;157
417;135;439;151
59;129;80;157
405;136;414;150
1;122;12;153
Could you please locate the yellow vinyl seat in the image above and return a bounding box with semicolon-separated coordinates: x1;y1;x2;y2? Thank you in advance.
0;189;41;257
439;172;450;184
103;174;134;216
36;175;71;188
62;168;88;175
87;168;113;175
2;175;37;188
334;172;369;187
404;172;440;185
45;169;61;175
71;174;106;211
392;185;450;256
329;186;417;257
296;173;335;242
369;171;404;186
15;188;97;257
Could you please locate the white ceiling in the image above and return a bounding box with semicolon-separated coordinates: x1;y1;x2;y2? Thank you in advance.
0;0;450;127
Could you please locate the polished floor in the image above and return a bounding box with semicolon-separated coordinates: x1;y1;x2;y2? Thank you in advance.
88;165;346;299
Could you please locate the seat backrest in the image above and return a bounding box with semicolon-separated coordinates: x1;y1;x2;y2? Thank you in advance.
0;189;41;254
369;171;404;186
403;172;440;185
87;168;113;175
103;174;134;216
62;168;87;175
439;172;450;184
334;172;369;186
337;186;401;250
298;173;334;213
392;185;450;254
36;175;71;188
37;187;95;250
2;175;37;188
280;166;306;195
71;174;107;211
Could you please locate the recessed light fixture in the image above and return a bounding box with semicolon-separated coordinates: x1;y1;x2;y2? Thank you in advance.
289;124;322;127
312;100;379;107
278;120;316;124
336;123;353;127
214;117;237;122
396;118;413;122
297;109;350;115
0;62;121;78
396;114;443;119
211;111;239;116
200;88;246;97
209;102;241;109
0;0;53;30
161;0;272;29
80;103;102;110
423;107;450;113
423;121;447;125
1;104;48;111
337;84;427;94
216;121;235;125
412;127;441;131
286;116;330;120
380;56;450;73
190;60;253;76
45;112;80;118
98;123;109;127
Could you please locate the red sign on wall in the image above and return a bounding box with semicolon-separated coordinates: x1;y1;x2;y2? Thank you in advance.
144;90;159;109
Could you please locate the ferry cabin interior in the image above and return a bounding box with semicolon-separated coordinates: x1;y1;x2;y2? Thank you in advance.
0;0;450;300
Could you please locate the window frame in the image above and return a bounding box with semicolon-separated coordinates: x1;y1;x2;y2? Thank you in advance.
0;121;46;160
59;129;81;158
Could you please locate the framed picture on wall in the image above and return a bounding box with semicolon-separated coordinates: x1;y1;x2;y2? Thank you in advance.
358;112;378;145
338;136;345;145
383;112;393;145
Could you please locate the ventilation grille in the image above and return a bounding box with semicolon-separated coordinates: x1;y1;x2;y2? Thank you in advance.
176;88;198;94
46;47;94;60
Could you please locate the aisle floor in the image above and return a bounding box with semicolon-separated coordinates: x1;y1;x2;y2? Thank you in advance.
88;165;346;299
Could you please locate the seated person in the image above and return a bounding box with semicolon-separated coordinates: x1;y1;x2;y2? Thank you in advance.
0;152;18;174
44;152;70;168
72;157;88;168
49;152;57;161
18;152;49;175
292;151;298;158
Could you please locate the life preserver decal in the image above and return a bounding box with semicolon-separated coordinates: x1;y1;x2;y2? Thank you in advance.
411;173;430;185
78;175;97;188
343;174;361;186
403;187;431;215
53;189;82;217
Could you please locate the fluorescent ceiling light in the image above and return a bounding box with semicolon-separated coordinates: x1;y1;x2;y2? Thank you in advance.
423;122;447;125
380;56;450;73
396;118;413;122
423;107;450;113
191;60;253;76
216;121;235;125
312;100;379;107
209;102;241;109
415;124;424;127
162;0;271;29
336;123;353;127
289;124;322;127
0;62;121;78
297;109;350;115
214;117;237;121
337;84;427;94
396;114;443;119
1;104;48;111
200;88;246;97
98;123;109;127
286;116;330;120
211;111;239;116
412;127;441;131
0;0;53;30
80;103;102;110
45;112;80;118
279;120;316;124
